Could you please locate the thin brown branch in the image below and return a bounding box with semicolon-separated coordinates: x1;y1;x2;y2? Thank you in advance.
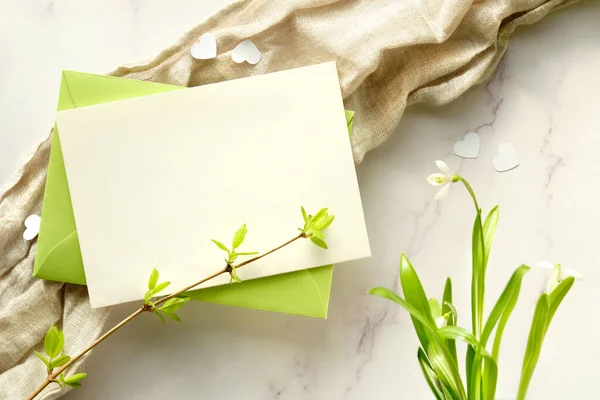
28;233;305;399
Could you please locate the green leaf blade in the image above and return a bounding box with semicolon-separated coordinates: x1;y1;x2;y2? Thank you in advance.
149;281;171;298
44;325;64;359
310;236;328;249
232;224;248;250
399;254;435;351
148;268;159;290
481;265;530;347
63;373;87;388
210;239;230;254
51;355;71;369
153;310;166;323
482;205;499;266
159;297;190;314
34;350;50;369
517;293;550;400
417;348;444;400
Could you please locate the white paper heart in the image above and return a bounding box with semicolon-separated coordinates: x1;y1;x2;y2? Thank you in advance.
191;32;217;60
453;132;480;159
493;143;519;172
23;214;41;240
231;40;261;65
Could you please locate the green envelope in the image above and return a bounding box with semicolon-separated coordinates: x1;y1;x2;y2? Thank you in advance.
33;71;355;318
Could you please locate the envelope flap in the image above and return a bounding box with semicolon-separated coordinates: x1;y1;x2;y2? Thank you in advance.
58;71;181;111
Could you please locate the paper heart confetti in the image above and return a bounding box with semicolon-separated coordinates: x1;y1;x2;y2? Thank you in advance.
231;40;261;65
191;32;217;60
453;132;480;159
493;143;519;172
23;214;41;241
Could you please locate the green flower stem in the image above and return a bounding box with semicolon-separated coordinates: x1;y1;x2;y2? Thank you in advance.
27;233;305;400
458;176;486;340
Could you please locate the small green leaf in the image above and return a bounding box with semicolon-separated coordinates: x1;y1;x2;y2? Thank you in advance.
234;251;259;256
50;355;71;369
232;224;248;250
211;239;230;254
314;214;335;231
159;297;190;314
34;351;50;369
148;268;159;290
149;281;171;298
301;206;308;223
44;325;64;359
230;265;243;283
153;310;166;323
165;312;181;322
309;236;328;249
63;373;87;388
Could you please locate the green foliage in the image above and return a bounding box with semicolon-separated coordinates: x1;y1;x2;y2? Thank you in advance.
517;277;575;399
153;296;191;323
35;325;87;390
56;372;87;388
44;325;64;359
369;174;577;400
300;207;335;249
144;268;171;306
211;224;259;280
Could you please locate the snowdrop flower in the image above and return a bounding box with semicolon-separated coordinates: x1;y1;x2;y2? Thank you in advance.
535;261;583;294
427;161;459;200
435;314;449;329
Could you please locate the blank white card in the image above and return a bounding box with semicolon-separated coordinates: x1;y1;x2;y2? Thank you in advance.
56;62;371;307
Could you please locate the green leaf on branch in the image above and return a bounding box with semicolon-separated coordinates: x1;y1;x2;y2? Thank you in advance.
212;225;257;265
34;350;50;370
232;224;248;250
148;268;159;290
310;235;328;249
153;310;166;323
229;265;243;283
62;373;87;388
159;297;190;314
300;207;335;249
211;239;230;254
50;355;71;369
44;325;64;359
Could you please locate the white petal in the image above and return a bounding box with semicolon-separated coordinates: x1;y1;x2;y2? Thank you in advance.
561;268;584;281
435;184;450;200
435;315;448;329
535;261;556;271
436;160;451;175
427;174;452;187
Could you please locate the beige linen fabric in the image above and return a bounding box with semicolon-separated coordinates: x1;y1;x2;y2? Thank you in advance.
0;0;579;398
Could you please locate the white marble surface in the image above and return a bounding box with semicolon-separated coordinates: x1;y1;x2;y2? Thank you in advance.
1;1;599;399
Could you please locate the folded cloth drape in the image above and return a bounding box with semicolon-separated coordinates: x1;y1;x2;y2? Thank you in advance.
0;0;579;398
